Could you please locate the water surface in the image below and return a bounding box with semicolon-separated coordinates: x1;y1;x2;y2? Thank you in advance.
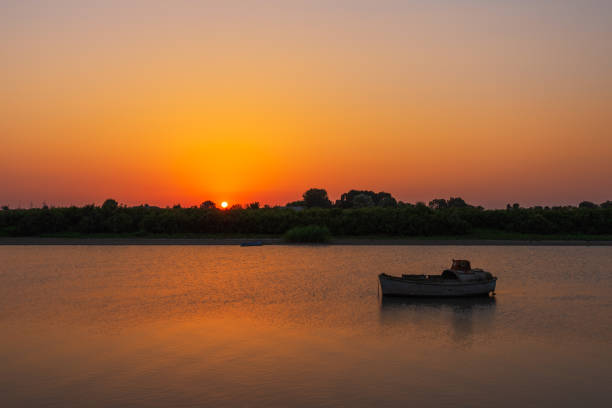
1;246;611;407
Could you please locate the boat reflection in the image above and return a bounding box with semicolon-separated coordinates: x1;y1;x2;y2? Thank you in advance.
380;295;497;310
379;296;497;347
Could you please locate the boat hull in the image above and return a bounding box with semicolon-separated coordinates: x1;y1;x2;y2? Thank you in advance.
240;241;264;247
379;274;496;297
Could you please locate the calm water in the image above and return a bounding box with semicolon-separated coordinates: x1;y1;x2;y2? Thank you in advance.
1;245;611;407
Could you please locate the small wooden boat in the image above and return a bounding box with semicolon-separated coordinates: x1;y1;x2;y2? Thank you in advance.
379;259;497;297
240;240;264;247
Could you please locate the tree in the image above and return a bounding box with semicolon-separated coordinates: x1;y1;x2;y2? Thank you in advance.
336;189;397;208
429;198;448;210
353;194;374;208
286;200;305;207
200;200;216;209
578;201;598;209
447;197;469;208
3;196;612;237
336;190;374;208
374;192;396;206
106;212;133;233
337;190;360;208
302;188;332;208
246;202;260;209
377;196;397;207
102;198;118;212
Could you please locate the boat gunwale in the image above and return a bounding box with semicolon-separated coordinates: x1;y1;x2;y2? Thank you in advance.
378;273;497;287
379;292;494;298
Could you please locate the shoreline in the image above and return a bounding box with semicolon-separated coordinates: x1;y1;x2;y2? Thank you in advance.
1;237;611;246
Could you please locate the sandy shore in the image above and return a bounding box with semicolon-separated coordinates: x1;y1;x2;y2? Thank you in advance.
1;237;611;246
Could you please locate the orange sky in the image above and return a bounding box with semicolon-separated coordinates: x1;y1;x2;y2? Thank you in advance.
1;1;611;208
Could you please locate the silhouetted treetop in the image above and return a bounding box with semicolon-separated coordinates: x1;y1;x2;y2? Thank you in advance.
303;188;332;208
1;197;611;237
200;200;216;209
377;195;397;207
336;190;397;208
102;199;118;212
353;194;374;208
429;198;448;210
447;197;469;208
429;197;471;209
286;200;305;207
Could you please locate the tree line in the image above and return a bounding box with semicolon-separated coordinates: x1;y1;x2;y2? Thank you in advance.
1;189;611;236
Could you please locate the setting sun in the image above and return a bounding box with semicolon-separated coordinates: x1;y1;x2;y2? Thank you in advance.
221;201;228;209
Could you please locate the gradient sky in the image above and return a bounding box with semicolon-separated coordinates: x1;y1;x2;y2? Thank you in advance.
2;0;611;208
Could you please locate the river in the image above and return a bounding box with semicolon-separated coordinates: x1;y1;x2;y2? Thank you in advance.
1;245;610;407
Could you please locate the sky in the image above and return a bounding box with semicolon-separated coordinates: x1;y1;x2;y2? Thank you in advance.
1;0;611;208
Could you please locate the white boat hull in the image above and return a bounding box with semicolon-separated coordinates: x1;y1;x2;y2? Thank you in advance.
379;274;496;297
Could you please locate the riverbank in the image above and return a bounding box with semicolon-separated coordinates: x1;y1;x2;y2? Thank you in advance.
1;237;611;246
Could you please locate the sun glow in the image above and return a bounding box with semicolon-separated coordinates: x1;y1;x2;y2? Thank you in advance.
221;201;228;209
2;2;611;209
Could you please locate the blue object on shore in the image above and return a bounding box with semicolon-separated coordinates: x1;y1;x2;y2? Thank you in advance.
240;241;264;247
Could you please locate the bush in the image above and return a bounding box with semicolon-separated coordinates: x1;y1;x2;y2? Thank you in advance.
283;225;331;243
1;201;611;237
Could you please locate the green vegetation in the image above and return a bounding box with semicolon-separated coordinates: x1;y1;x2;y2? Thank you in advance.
283;225;331;243
302;188;332;208
1;192;611;239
